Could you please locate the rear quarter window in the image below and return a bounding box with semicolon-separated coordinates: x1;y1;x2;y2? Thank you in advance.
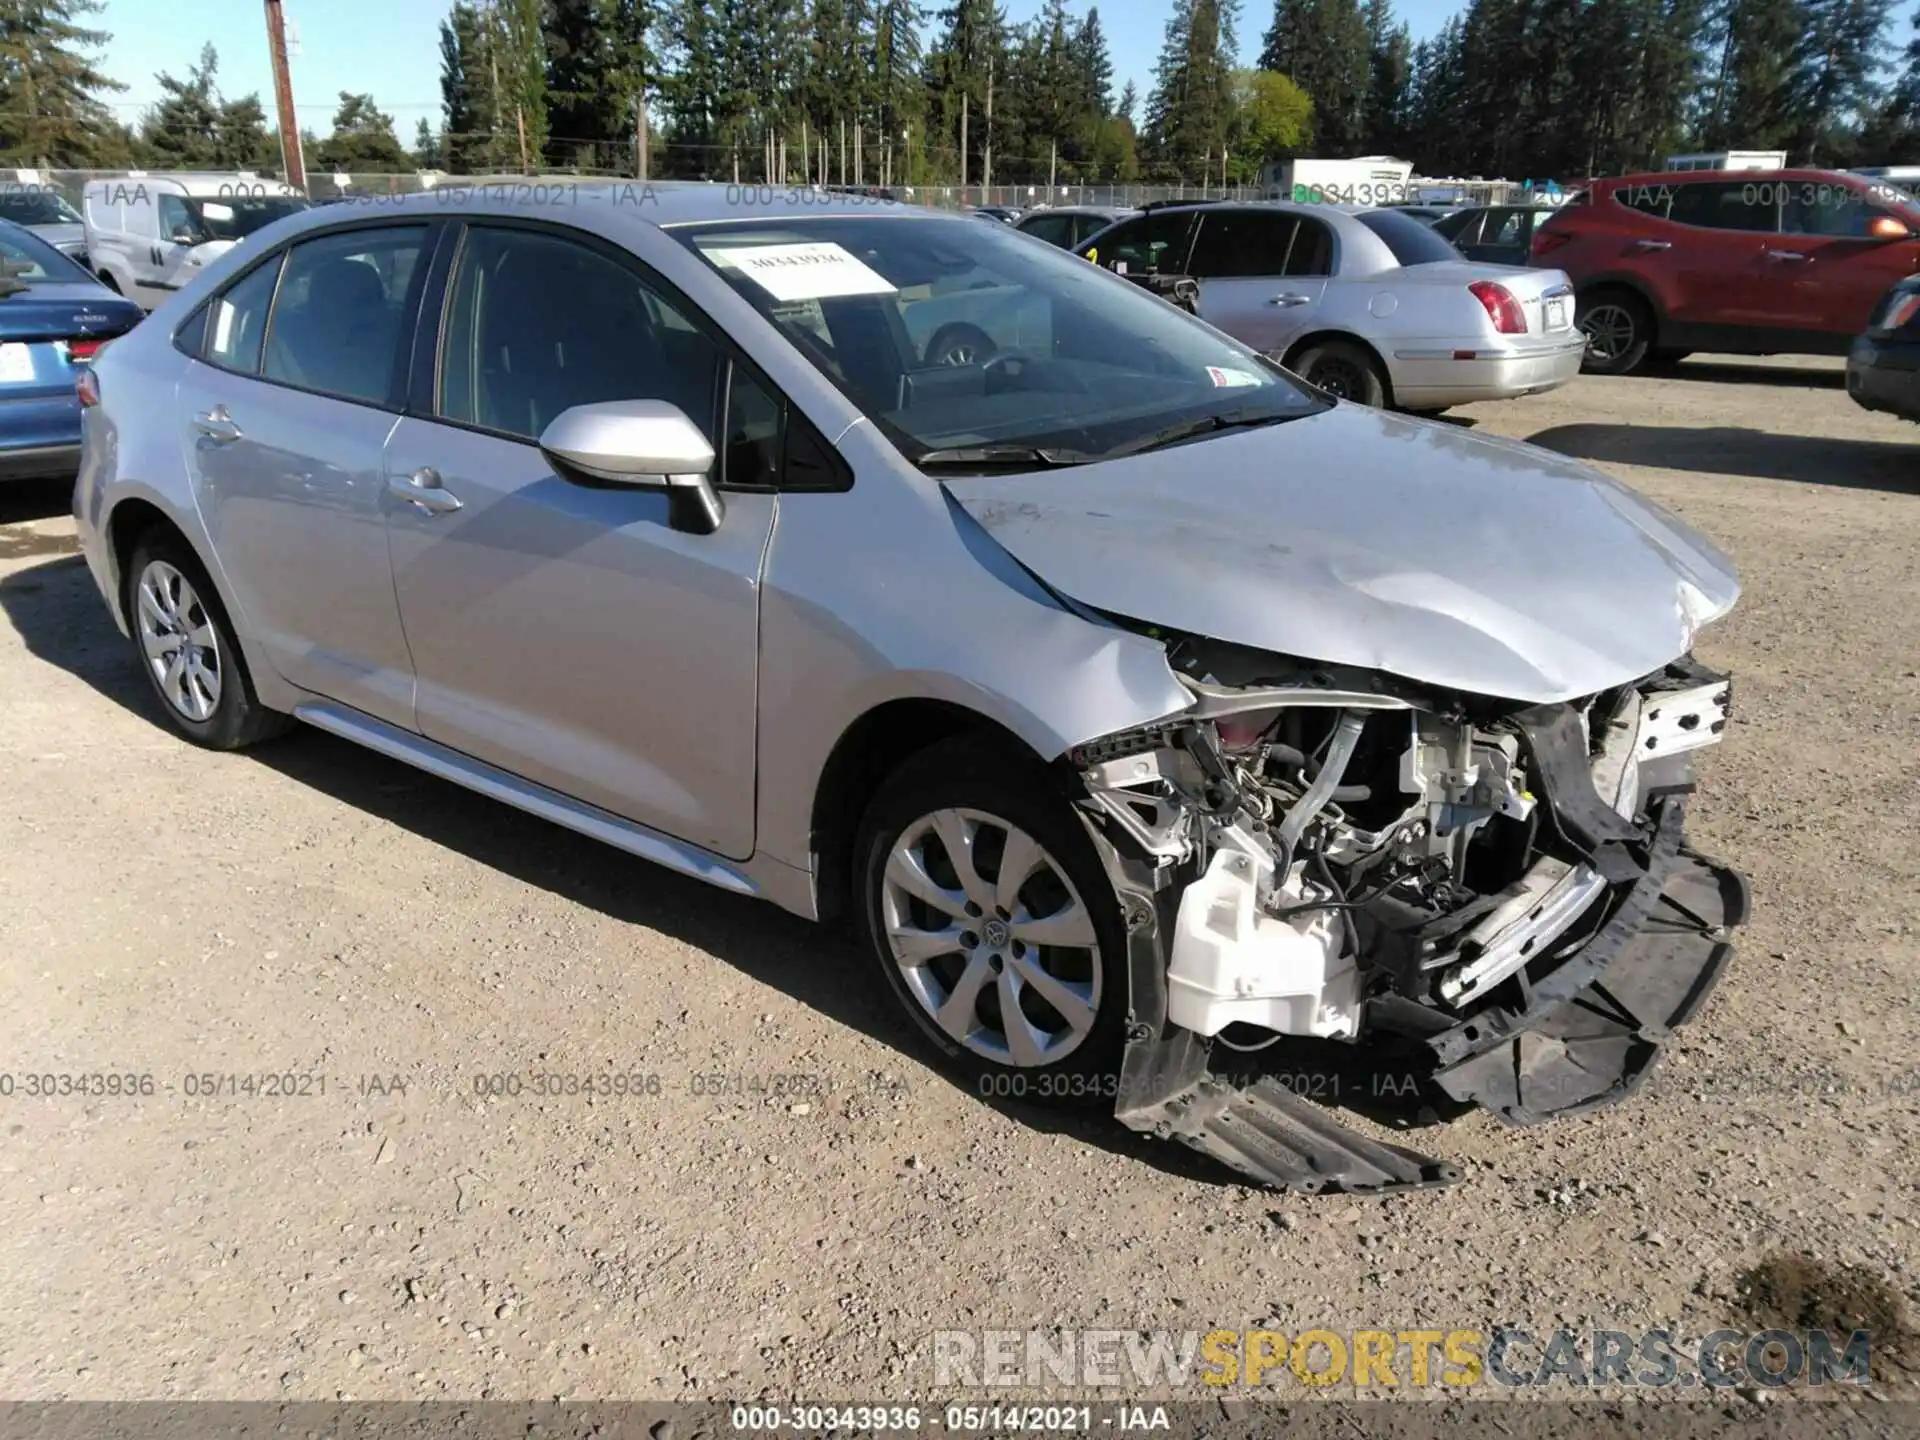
1354;209;1462;266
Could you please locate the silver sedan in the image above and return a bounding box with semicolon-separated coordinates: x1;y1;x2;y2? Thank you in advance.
74;185;1745;1194
1076;200;1583;410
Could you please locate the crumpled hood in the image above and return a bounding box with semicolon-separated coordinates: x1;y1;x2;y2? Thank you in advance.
944;404;1739;704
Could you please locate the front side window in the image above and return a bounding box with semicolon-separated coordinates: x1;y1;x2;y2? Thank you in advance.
158;194;197;243
0;229;87;284
262;226;426;406
187;195;310;242
1434;209;1485;245
1666;182;1775;232
205;254;285;374
438;225;722;443
675;213;1327;471
1781;182;1920;237
1077;210;1199;274
1017;213;1073;247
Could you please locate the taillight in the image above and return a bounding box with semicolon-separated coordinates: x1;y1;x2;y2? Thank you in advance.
1883;292;1920;332
1469;280;1528;335
75;366;100;408
1532;228;1572;257
67;337;105;361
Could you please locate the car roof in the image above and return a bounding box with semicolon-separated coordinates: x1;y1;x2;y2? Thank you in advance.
1598;167;1867;187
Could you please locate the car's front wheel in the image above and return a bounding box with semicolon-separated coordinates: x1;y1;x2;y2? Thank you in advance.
1577;290;1653;375
853;737;1129;1105
124;533;291;750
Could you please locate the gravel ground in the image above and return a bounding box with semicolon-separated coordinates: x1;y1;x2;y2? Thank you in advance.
0;355;1916;1405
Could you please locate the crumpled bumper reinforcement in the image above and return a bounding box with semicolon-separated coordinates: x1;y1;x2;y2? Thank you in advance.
1107;802;1748;1196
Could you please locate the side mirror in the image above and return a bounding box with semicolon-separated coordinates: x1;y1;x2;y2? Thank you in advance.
1868;215;1912;241
538;399;724;535
168;226;199;245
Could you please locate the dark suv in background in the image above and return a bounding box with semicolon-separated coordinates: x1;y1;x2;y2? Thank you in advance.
1532;168;1920;374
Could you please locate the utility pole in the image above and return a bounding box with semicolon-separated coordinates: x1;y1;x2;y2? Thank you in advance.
634;88;650;179
263;0;306;190
1048;138;1056;195
982;54;993;203
959;92;969;193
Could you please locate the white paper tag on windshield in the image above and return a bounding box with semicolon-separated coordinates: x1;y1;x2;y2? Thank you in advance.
712;242;897;301
1207;366;1263;388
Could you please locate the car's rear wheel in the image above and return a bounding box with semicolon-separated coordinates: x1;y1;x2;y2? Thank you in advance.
96;270;122;293
925;323;996;368
1577;291;1653;374
1293;340;1387;406
853;736;1128;1106
124;533;291;750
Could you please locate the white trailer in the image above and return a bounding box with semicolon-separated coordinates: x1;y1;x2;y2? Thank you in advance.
1663;151;1787;172
1262;156;1416;206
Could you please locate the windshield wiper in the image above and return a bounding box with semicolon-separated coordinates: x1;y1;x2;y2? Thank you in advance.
915;443;1098;472
1100;408;1303;461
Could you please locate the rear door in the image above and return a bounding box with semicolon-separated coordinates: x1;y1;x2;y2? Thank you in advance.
179;220;433;728
1771;179;1920;338
1656;180;1777;329
1187;209;1330;354
380;221;777;860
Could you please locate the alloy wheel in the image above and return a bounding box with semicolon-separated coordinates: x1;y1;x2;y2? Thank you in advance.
880;807;1102;1067
1581;303;1637;363
135;560;222;722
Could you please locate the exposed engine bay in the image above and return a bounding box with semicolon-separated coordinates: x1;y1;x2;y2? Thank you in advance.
1067;636;1749;1196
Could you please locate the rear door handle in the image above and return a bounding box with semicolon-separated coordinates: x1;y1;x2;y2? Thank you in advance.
1268;293;1312;306
191;407;242;444
388;466;463;515
1766;248;1808;262
1628;239;1671;252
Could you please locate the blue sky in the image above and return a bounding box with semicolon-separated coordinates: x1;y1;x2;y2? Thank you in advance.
97;0;1460;136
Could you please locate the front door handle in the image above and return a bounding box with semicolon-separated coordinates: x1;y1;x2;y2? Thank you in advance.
1628;239;1672;252
1268;293;1312;306
1766;248;1809;262
388;466;463;515
191;407;242;444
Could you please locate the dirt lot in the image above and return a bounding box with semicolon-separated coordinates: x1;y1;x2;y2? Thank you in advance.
1;356;1916;1405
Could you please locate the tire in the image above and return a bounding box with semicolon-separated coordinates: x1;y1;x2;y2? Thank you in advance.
852;735;1129;1107
96;270;122;293
1576;290;1653;375
123;531;291;750
924;323;996;368
1292;340;1388;406
1645;348;1692;372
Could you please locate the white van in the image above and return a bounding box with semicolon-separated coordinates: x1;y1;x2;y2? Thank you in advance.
83;172;309;309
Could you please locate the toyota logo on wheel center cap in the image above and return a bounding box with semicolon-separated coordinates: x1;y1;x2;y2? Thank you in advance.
982;918;1010;948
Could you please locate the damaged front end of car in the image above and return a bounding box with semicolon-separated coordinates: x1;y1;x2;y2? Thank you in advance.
1066;637;1749;1196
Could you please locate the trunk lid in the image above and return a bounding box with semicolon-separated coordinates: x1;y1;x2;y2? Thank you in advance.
1398;260;1577;334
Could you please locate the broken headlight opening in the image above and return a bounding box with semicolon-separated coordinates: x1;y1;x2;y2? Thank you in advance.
1067;639;1748;1197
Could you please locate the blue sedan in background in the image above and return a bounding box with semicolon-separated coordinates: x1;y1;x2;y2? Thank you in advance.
0;219;143;481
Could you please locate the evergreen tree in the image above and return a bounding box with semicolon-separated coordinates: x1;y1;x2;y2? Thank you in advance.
1791;0;1895;160
313;92;409;171
1145;0;1240;179
413;116;443;168
0;0;126;165
924;0;1004;184
545;0;626;164
214;93;276;170
140;44;221;167
1074;8;1115;119
1260;0;1371;154
1363;0;1413;156
438;2;492;171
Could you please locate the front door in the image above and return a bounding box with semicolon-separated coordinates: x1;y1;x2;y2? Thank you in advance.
1187;209;1332;356
180;222;432;728
383;221;775;860
1769;181;1920;338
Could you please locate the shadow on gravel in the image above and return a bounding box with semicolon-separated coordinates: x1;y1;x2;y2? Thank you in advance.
1527;422;1919;494
1643;359;1848;389
0;477;75;527
0;549;1441;1193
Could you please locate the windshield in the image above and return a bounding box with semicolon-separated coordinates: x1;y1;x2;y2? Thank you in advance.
0;189;82;226
0;229;91;285
186;195;309;241
1356;208;1464;265
672;214;1327;470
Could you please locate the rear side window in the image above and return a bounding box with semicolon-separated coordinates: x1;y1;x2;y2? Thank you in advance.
205;254;284;374
263;226;427;406
1667;182;1775;232
1614;184;1672;219
1354;209;1461;266
1434;210;1484;245
1187;210;1300;278
1286;217;1335;276
438;224;722;443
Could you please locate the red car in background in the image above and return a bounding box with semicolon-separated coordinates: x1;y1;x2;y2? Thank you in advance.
1532;168;1920;374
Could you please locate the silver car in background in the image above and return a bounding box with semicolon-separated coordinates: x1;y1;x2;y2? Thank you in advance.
74;186;1747;1195
1076;201;1584;411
